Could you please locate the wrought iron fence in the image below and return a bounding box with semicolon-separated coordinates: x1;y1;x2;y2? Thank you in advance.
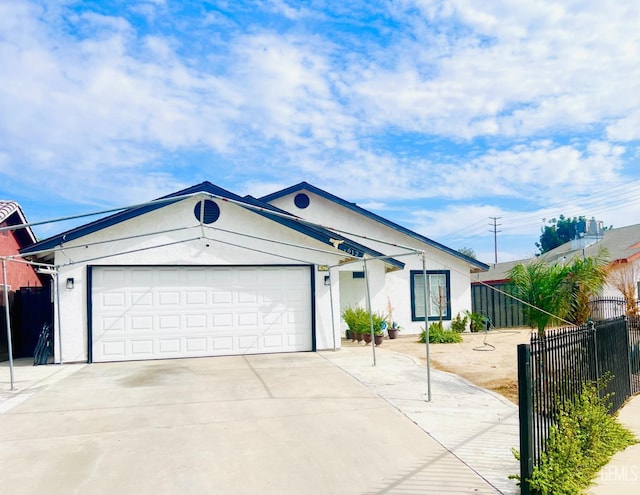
589;297;640;321
517;316;638;495
630;315;640;395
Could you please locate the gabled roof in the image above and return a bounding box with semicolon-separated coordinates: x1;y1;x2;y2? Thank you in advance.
539;224;640;265
473;258;530;284
20;182;404;269
260;182;488;272
474;223;640;284
0;200;38;248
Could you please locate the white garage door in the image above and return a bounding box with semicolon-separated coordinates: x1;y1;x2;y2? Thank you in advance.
90;265;313;362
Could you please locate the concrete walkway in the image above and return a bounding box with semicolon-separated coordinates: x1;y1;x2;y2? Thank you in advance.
588;394;640;494
322;344;640;495
321;346;521;495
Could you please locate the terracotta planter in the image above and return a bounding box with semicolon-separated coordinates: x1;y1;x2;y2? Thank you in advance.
374;334;384;346
388;329;399;339
362;333;372;344
356;332;364;342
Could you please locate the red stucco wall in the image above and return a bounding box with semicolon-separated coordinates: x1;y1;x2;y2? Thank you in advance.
0;227;42;289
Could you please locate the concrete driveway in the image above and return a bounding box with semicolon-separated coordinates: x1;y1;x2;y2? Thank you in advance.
1;353;499;495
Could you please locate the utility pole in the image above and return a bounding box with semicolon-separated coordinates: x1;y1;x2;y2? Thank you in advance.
489;217;502;263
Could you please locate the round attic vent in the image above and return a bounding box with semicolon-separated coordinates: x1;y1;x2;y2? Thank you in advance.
294;193;310;209
194;200;220;224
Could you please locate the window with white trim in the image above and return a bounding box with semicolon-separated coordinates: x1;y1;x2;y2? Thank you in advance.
410;270;451;321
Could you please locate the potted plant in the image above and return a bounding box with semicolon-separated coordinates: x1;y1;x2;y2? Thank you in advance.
342;305;367;342
361;310;386;346
465;310;487;332
385;298;401;339
387;321;401;339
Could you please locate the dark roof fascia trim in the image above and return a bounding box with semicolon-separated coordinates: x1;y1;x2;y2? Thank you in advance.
7;208;38;248
21;182;238;255
260;182;489;271
241;196;405;270
20;199;181;254
21;182;404;269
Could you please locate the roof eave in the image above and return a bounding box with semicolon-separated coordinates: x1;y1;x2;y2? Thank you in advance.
261;182;488;272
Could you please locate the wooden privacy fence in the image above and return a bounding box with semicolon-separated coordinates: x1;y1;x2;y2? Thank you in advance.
471;282;528;328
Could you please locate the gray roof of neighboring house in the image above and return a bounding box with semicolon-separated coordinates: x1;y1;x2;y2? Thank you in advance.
474;223;640;283
0;200;38;247
539;224;640;265
473;258;529;283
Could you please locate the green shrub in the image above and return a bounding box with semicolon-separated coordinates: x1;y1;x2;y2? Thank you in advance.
513;378;637;494
418;322;463;344
465;311;487;332
341;305;385;335
450;312;468;333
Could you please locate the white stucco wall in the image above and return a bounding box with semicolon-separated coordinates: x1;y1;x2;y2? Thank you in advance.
268;191;480;334
51;196;349;362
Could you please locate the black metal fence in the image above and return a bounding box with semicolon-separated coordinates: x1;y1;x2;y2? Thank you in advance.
518;317;640;494
589;297;640;321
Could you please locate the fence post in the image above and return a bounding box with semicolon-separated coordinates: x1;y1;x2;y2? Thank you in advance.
517;344;534;495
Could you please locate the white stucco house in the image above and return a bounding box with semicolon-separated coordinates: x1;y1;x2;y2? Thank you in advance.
21;181;487;364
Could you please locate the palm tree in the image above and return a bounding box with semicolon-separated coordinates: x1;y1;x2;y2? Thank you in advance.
564;250;609;325
509;261;571;338
509;251;609;338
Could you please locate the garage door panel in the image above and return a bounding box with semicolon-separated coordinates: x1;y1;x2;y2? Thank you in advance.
238;312;259;326
131;340;153;356
159;291;180;305
213;313;233;327
185;314;207;328
212;336;233;351
131;316;153;331
212;290;233;304
186;291;206;305
102;341;126;357
186;338;207;352
102;292;126;308
91;266;312;362
263;334;284;348
131;291;152;306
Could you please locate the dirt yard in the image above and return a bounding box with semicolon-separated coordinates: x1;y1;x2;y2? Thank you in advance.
345;328;533;403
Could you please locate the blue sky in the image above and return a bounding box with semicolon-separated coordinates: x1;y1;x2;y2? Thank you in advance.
1;0;638;263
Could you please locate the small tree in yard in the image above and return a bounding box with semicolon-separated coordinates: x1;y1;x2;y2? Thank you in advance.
509;251;609;337
608;262;639;316
509;261;571;338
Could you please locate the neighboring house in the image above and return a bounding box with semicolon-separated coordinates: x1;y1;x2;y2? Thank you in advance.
1;200;43;360
537;223;640;300
21;181;487;364
0;200;42;290
473;223;640;326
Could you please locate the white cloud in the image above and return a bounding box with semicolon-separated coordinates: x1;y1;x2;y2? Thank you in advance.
348;0;640;140
0;0;637;230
